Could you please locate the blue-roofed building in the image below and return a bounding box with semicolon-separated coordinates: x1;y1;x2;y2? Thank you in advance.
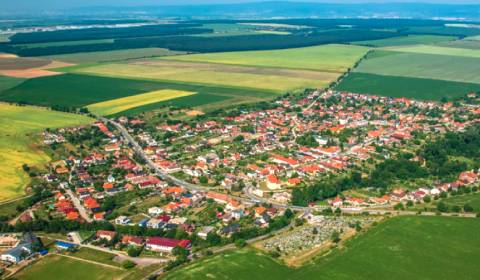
138;219;149;227
55;241;77;250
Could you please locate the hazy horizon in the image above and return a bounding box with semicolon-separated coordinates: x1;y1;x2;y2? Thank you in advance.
5;0;480;11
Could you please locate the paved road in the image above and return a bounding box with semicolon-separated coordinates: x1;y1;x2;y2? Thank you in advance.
65;189;92;222
103;118;479;220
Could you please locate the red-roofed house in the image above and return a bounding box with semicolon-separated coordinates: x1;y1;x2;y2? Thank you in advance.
145;237;191;253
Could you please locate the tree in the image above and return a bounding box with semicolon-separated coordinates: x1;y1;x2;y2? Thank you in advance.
406;200;414;207
463;204;474;213
451;205;461;213
437;201;449;212
122;260;136;269
331;231;341;243
423;196;431;203
127;246;142;257
394;203;404;211
235;239;247;248
206;232;221;246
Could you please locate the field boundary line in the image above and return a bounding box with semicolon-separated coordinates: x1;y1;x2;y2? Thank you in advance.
53;253;125;271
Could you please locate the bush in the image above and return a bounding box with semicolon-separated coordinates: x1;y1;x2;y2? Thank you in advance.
122;260;136;269
463;204;474;213
235;239;247;248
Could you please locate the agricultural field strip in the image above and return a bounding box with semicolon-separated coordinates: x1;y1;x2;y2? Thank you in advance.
160;44;369;73
354;51;480;84
86;89;197;116
383;44;480;58
131;59;338;80
67;63;329;93
351;35;457;47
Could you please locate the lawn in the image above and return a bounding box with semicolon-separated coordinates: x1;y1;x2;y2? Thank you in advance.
354;50;480;84
65;247;121;267
69;62;330;93
0;103;92;201
164;216;480;280
11;255;126;280
87;89;196;116
352;35;456;47
335;72;480;101
385;45;480;58
161;44;369;73
44;48;184;64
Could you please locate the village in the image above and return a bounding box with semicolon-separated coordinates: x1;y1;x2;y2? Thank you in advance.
1;90;480;276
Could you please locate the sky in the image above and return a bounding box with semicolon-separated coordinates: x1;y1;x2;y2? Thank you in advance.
4;0;480;12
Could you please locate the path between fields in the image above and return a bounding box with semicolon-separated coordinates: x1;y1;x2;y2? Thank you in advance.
53;253;125;270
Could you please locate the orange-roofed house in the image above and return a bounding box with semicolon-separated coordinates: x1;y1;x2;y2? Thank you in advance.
66;211;79;221
287;177;301;186
266;174;281;190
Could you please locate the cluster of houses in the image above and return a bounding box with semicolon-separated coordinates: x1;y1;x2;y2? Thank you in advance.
329;170;479;208
122;90;479;206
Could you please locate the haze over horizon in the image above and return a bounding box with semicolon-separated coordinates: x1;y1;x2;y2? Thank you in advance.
4;0;480;12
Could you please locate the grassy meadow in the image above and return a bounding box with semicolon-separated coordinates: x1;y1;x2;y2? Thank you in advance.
161;44;369;72
164;216;480;280
11;255;126;280
0;103;92;201
352;35;456;47
87;89;196;116
335;72;480;101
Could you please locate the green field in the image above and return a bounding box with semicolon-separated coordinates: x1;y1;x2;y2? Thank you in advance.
0;76;25;92
0;103;92;201
44;48;185;64
164;216;480;280
0;74;275;115
87;89;196;116
161;44;369;73
335;72;480;101
11;255;126;280
352;35;456;47
385;45;480;58
68;62;331;93
354;50;480;84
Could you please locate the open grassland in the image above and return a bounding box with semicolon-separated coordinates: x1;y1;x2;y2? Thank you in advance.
11;255;126;280
161;44;369;72
45;48;185;64
68;63;330;93
384;44;480;58
354;50;480;84
87;89;196;116
164;216;480;280
0;103;92;201
352;35;456;47
335;73;480;101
